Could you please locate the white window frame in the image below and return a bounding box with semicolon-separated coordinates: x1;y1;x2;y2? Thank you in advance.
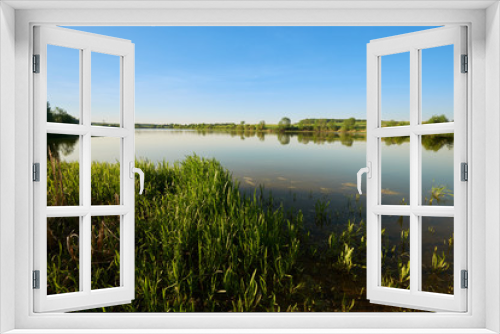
365;26;467;312
0;2;499;333
33;25;136;313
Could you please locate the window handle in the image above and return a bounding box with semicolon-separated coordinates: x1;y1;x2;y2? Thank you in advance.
129;162;145;195
357;162;372;195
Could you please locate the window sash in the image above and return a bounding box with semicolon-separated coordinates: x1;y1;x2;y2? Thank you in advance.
366;26;468;312
33;25;136;313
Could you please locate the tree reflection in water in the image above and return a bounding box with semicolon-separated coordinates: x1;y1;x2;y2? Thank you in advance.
47;134;79;160
48;131;453;160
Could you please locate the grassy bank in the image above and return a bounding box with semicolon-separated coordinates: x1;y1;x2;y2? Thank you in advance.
46;154;453;312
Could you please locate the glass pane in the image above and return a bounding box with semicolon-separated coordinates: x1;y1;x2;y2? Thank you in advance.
381;52;410;127
421;134;454;206
47;217;80;294
421;45;454;124
381;136;410;205
47;45;80;124
91;216;120;289
381;215;410;289
47;134;80;206
422;217;454;294
91;136;121;205
91;52;121;127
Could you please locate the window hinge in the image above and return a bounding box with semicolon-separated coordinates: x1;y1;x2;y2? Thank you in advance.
33;54;40;73
461;162;468;181
461;270;468;289
33;270;40;289
33;163;40;182
461;54;468;73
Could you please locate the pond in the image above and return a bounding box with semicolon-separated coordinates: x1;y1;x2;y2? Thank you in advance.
47;129;456;311
48;128;455;244
51;128;454;214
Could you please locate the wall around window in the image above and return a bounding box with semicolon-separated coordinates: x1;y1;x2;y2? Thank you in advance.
0;2;497;333
485;2;500;333
0;2;16;333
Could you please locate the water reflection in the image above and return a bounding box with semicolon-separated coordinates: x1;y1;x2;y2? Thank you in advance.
421;134;453;152
277;133;290;145
47;130;454;214
195;129;366;147
48;131;454;154
382;135;453;152
47;134;79;160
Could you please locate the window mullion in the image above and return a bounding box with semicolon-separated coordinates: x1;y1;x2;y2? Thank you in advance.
372;126;411;138
413;123;454;135
373;123;455;138
409;47;421;295
372;205;454;217
82;47;92;294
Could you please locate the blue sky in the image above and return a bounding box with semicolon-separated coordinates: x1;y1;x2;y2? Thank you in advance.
48;26;453;124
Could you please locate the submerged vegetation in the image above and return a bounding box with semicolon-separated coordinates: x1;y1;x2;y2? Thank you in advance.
47;152;454;312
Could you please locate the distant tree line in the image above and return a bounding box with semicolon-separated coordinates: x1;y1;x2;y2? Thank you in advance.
295;117;364;132
163;117;368;133
47;102;79;124
46;102;451;136
134;123;172;129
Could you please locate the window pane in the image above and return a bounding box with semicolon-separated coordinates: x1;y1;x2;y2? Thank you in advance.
47;45;80;124
91;216;120;289
47;134;80;206
381;215;410;289
421;134;454;206
47;217;80;294
91;136;121;205
381;136;410;205
91;52;121;127
421;217;454;294
421;45;454;124
381;52;410;127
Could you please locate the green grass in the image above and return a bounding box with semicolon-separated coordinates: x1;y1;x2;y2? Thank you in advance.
46;154;454;312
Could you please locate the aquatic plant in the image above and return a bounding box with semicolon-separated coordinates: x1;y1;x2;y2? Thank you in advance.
46;154;453;312
426;183;453;205
48;155;307;312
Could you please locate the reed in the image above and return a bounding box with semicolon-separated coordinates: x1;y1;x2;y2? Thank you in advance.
46;154;454;312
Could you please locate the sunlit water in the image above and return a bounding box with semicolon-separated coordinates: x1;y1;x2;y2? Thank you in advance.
135;129;366;208
49;129;455;292
50;129;454;234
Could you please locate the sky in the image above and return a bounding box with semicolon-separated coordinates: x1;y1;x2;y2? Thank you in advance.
47;26;454;125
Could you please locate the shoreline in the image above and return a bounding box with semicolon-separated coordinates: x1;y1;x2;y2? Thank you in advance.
135;127;368;134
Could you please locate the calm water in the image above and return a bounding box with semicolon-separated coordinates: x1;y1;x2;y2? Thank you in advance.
49;128;454;226
135;130;367;210
49;129;456;294
139;130;453;208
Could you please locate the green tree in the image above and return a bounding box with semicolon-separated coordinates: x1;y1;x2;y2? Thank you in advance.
47;102;79;124
424;114;450;124
313;119;320;132
329;123;339;132
319;119;328;132
342;117;356;131
257;120;266;131
278;117;291;132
